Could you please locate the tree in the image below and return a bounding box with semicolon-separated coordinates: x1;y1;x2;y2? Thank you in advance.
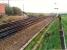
12;7;22;15
5;4;22;16
5;5;13;15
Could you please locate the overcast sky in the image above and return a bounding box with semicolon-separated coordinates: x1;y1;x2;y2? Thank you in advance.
0;0;67;13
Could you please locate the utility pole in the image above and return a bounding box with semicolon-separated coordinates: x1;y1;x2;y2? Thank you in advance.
8;0;9;6
23;0;24;16
23;0;24;12
54;2;66;50
54;2;58;17
7;0;10;16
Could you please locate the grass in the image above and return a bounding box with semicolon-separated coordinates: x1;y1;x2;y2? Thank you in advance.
24;18;61;50
61;15;67;48
36;18;61;50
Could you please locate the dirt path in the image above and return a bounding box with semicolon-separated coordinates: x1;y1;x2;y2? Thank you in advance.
0;17;53;50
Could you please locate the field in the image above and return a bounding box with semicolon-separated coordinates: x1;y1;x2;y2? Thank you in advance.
24;18;62;50
61;14;67;48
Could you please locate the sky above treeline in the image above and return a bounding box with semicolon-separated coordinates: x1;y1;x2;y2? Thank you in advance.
0;0;67;13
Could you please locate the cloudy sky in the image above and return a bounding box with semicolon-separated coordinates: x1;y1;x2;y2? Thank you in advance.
0;0;67;13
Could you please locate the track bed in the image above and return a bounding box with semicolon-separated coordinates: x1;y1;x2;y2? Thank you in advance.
0;16;53;50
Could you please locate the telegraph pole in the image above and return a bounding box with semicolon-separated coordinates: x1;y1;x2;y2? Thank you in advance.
54;2;66;50
54;2;58;17
23;0;24;16
8;0;9;6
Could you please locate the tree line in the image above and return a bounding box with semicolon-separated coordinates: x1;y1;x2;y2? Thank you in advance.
5;4;23;16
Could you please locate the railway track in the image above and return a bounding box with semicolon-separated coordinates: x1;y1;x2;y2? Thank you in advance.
0;16;50;38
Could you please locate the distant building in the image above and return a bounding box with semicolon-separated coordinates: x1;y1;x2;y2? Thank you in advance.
0;3;5;16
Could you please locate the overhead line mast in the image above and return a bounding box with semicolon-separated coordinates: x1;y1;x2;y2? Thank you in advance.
8;0;9;6
23;0;24;16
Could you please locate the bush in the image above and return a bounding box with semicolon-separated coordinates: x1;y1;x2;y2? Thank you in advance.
5;4;22;16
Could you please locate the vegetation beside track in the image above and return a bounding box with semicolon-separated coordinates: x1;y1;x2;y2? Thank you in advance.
61;15;67;48
24;18;61;50
0;16;28;25
37;18;61;50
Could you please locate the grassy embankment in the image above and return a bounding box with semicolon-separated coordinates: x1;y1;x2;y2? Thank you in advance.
24;18;61;50
37;17;61;50
61;14;67;48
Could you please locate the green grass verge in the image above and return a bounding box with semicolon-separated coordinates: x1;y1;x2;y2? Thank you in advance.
61;15;67;48
36;18;61;50
24;18;61;50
